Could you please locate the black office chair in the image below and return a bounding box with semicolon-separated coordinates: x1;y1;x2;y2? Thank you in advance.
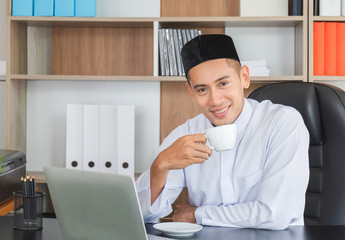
248;82;345;225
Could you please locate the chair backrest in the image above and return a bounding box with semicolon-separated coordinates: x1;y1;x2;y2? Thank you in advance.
249;82;345;225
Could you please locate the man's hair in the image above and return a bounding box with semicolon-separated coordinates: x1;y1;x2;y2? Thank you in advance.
186;59;241;86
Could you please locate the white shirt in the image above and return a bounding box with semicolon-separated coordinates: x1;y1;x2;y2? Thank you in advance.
136;98;310;230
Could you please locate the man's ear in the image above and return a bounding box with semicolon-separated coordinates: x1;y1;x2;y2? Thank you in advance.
240;65;251;89
186;82;196;102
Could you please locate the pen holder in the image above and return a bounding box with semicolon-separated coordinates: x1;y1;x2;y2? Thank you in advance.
13;191;45;230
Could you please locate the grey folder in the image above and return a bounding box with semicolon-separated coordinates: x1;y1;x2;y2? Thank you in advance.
44;166;148;240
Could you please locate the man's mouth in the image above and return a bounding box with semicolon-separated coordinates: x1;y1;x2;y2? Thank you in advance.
211;105;230;118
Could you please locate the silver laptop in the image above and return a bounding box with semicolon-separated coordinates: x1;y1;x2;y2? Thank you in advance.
44;166;149;240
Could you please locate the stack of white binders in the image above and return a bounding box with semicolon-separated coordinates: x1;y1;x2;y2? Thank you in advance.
66;104;135;178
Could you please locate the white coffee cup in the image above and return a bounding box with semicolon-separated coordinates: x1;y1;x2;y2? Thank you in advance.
204;124;237;151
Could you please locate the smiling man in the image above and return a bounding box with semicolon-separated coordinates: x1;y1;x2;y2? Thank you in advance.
136;34;309;230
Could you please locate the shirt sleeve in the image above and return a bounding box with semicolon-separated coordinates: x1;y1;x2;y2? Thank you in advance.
135;125;188;223
194;111;310;230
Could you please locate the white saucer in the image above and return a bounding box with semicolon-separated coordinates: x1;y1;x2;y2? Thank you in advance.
153;222;203;238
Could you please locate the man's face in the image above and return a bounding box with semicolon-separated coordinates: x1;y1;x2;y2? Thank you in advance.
186;58;250;126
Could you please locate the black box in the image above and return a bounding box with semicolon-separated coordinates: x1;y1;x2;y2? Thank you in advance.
0;150;26;205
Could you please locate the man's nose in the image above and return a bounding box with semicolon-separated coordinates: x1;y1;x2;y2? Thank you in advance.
208;90;223;106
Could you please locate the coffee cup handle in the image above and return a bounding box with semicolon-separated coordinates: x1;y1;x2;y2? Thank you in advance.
204;134;214;150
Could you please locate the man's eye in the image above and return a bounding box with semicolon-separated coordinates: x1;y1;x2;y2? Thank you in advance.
197;88;207;93
219;82;228;87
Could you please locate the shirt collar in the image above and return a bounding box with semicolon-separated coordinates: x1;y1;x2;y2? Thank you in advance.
233;98;253;147
234;98;252;132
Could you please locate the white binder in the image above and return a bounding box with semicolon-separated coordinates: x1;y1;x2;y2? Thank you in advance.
83;105;100;172
99;105;117;174
116;105;135;178
66;104;83;170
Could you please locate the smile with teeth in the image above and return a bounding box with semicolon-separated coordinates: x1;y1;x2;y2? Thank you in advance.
213;106;229;114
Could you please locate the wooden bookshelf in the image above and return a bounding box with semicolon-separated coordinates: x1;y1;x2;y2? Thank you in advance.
5;0;309;155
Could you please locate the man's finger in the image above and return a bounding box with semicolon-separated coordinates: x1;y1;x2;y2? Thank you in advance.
190;133;207;144
192;142;213;156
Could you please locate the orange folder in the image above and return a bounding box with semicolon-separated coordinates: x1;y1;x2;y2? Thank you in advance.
314;22;325;76
324;22;337;76
336;23;345;76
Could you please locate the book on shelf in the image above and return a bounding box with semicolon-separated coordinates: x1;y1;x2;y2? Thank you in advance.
165;29;175;76
177;30;185;76
173;29;183;76
158;29;166;76
99;105;117;174
336;23;345;76
55;0;75;17
186;29;192;42
116;105;135;179
314;0;319;15
34;0;54;16
319;0;341;16
192;30;199;38
168;29;178;76
289;0;303;16
75;0;96;17
12;0;33;16
163;30;170;76
181;30;188;45
313;22;325;76
83;105;100;172
159;28;202;76
324;22;337;76
66;105;83;170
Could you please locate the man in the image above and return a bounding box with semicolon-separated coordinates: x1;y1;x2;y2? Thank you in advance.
136;34;309;230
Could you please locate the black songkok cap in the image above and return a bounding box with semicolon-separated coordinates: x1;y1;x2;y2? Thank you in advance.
181;34;240;75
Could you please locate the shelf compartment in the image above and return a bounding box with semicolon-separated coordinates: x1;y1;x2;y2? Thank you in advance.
51;26;153;76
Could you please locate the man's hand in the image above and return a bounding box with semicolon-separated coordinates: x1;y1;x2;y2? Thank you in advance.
172;203;197;223
153;133;212;171
150;134;212;205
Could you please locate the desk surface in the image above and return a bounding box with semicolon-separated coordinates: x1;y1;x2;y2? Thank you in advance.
1;216;345;240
